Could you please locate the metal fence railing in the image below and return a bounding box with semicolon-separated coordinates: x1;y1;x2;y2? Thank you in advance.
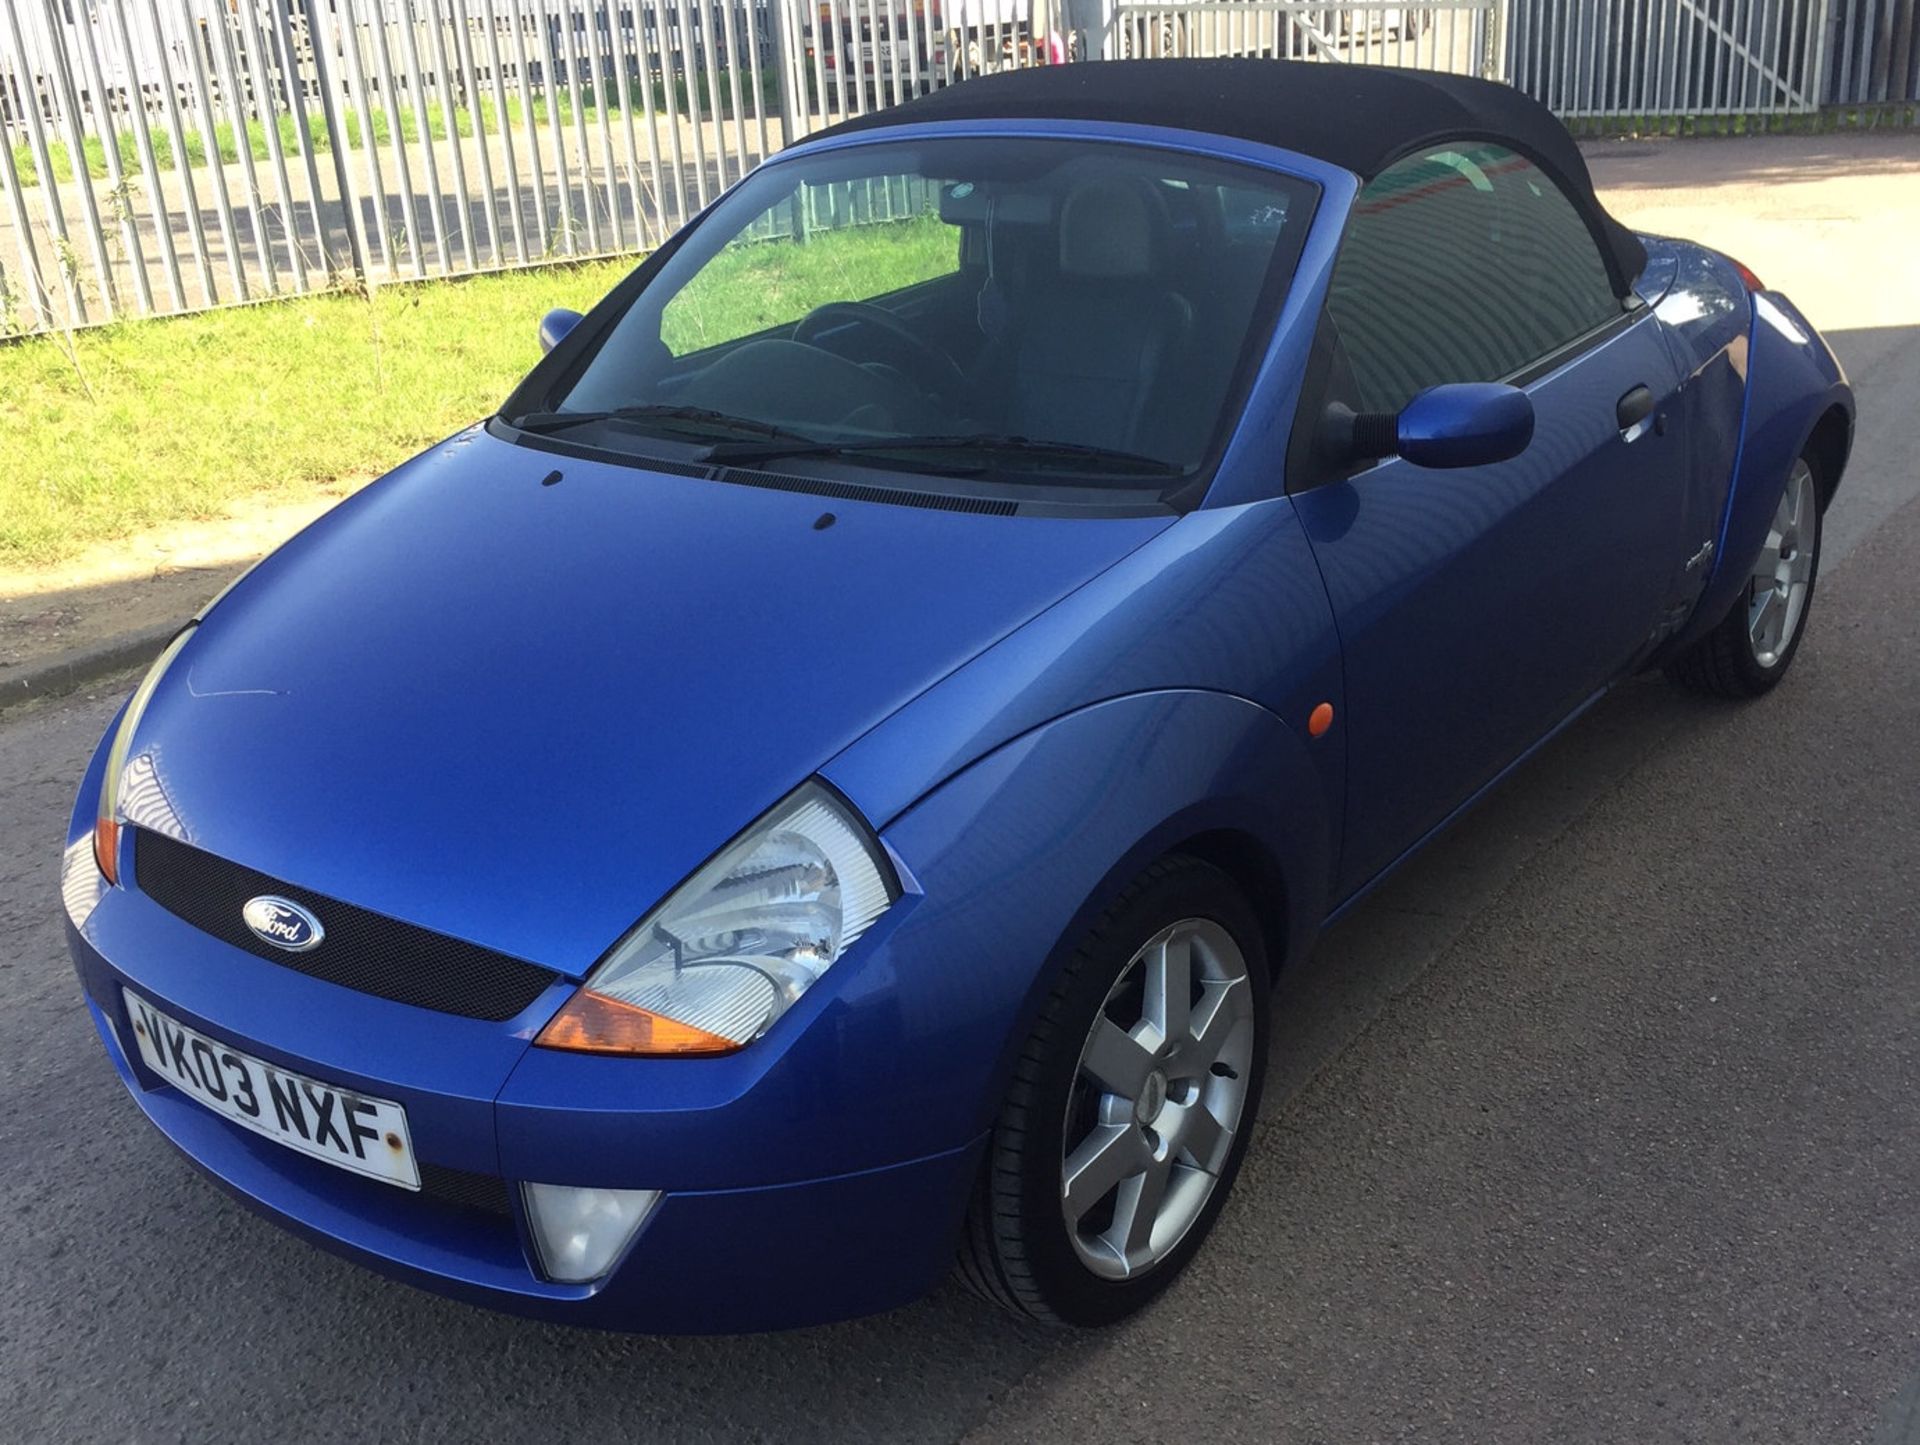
2;0;1915;337
771;0;1062;147
1828;0;1920;111
1508;0;1832;119
1;0;787;333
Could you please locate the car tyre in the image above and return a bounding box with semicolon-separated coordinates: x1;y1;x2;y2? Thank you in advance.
1665;452;1823;699
958;855;1270;1325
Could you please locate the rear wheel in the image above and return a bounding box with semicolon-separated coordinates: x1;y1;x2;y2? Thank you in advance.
958;856;1269;1325
1665;454;1822;698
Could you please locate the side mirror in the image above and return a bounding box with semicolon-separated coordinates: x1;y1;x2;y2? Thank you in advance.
539;307;583;355
1327;383;1535;471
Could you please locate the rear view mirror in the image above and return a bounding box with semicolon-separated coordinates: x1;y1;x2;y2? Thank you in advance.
1326;383;1535;471
1396;383;1535;468
539;308;583;355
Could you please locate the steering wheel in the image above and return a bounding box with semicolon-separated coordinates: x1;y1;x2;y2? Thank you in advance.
792;302;969;401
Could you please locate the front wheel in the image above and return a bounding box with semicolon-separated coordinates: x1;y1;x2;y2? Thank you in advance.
958;856;1270;1325
1665;453;1823;698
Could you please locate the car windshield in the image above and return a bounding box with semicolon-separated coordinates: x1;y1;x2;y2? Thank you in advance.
521;137;1315;493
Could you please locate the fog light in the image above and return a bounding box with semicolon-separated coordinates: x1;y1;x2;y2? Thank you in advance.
521;1182;661;1284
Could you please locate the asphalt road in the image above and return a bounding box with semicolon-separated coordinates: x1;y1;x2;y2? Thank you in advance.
5;140;1920;1443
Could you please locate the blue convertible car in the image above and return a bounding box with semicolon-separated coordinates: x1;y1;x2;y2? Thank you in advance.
63;60;1853;1330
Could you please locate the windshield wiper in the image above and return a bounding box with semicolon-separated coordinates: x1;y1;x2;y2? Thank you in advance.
700;432;1185;478
504;404;815;443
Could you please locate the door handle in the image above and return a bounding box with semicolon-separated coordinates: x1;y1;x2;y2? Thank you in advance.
1617;384;1656;437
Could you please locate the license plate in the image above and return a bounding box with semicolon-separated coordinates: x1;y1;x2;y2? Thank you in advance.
123;989;420;1190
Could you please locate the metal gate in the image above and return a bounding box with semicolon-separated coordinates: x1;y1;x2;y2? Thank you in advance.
1508;0;1835;119
1107;0;1499;79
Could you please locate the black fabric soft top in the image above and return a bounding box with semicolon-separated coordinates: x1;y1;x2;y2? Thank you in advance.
803;59;1646;292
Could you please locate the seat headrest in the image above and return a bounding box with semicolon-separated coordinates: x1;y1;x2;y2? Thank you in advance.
1058;179;1159;280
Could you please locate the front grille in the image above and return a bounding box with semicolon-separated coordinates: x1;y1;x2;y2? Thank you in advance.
420;1162;515;1217
132;830;560;1022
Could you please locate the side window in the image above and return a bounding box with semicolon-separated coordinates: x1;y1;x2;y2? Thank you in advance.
1326;144;1623;414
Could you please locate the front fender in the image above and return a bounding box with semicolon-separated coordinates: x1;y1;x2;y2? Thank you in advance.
67;705;121;852
1669;289;1854;654
871;688;1332;1144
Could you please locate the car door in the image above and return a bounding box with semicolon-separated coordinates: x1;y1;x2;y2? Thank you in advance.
1289;143;1688;897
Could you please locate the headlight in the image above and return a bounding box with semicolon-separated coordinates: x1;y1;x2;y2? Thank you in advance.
536;781;898;1056
94;625;195;885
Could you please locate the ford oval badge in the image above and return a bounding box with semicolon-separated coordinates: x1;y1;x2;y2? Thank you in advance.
242;896;324;952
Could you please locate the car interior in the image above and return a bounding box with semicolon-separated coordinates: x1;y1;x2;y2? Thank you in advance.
621;156;1306;474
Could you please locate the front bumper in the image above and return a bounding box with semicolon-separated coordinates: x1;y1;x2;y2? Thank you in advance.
65;900;982;1334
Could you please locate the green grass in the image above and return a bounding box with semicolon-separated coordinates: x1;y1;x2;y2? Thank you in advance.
0;258;633;565
11;72;779;188
0;213;957;567
1562;103;1920;138
662;212;955;353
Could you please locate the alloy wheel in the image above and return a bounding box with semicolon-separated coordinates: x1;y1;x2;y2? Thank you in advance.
1749;458;1818;668
1060;918;1255;1280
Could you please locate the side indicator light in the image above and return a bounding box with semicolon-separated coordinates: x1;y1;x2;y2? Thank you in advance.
536;989;741;1056
1308;702;1335;738
93;816;122;885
